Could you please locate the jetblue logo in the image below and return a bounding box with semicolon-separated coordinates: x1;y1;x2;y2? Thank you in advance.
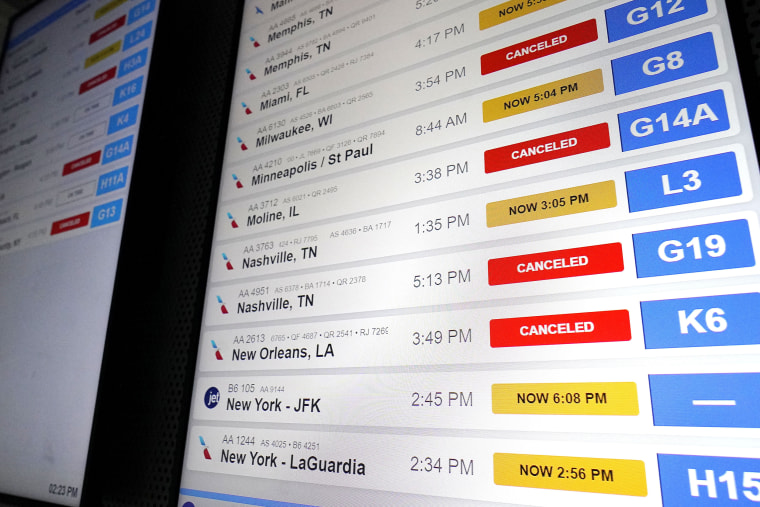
204;387;220;408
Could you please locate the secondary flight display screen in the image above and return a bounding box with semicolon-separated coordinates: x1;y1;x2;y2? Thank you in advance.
0;0;159;504
180;1;760;505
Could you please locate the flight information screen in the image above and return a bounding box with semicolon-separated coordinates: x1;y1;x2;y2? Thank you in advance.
0;0;159;504
179;1;760;505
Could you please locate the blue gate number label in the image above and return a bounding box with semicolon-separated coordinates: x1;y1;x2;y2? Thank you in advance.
107;104;139;135
659;454;760;506
650;373;760;428
626;152;742;212
102;135;134;165
123;21;152;51
118;48;148;78
91;199;123;228
96;166;128;196
606;0;708;42
641;293;760;349
633;219;755;278
128;0;155;24
612;32;718;95
112;76;143;106
618;90;730;151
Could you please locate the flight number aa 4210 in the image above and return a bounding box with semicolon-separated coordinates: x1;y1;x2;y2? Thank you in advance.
252;157;283;172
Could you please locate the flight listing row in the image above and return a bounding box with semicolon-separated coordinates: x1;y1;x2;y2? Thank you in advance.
206;208;759;323
198;280;760;371
184;424;760;506
192;364;760;432
212;144;749;282
232;0;714;111
223;30;731;186
216;83;745;249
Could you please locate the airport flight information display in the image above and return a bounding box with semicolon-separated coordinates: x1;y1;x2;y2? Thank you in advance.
0;0;159;504
180;0;760;505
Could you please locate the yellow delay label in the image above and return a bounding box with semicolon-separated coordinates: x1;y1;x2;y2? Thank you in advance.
480;0;566;30
486;181;617;227
494;453;647;496
483;69;603;123
491;381;638;415
95;0;128;19
84;40;122;69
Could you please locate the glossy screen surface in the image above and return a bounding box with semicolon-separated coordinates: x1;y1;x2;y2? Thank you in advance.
180;1;760;505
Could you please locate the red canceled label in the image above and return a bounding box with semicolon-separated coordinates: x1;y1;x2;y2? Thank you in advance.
51;212;90;235
89;15;126;44
79;67;117;94
62;151;101;176
481;19;598;75
490;309;631;348
488;243;624;285
485;123;610;174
